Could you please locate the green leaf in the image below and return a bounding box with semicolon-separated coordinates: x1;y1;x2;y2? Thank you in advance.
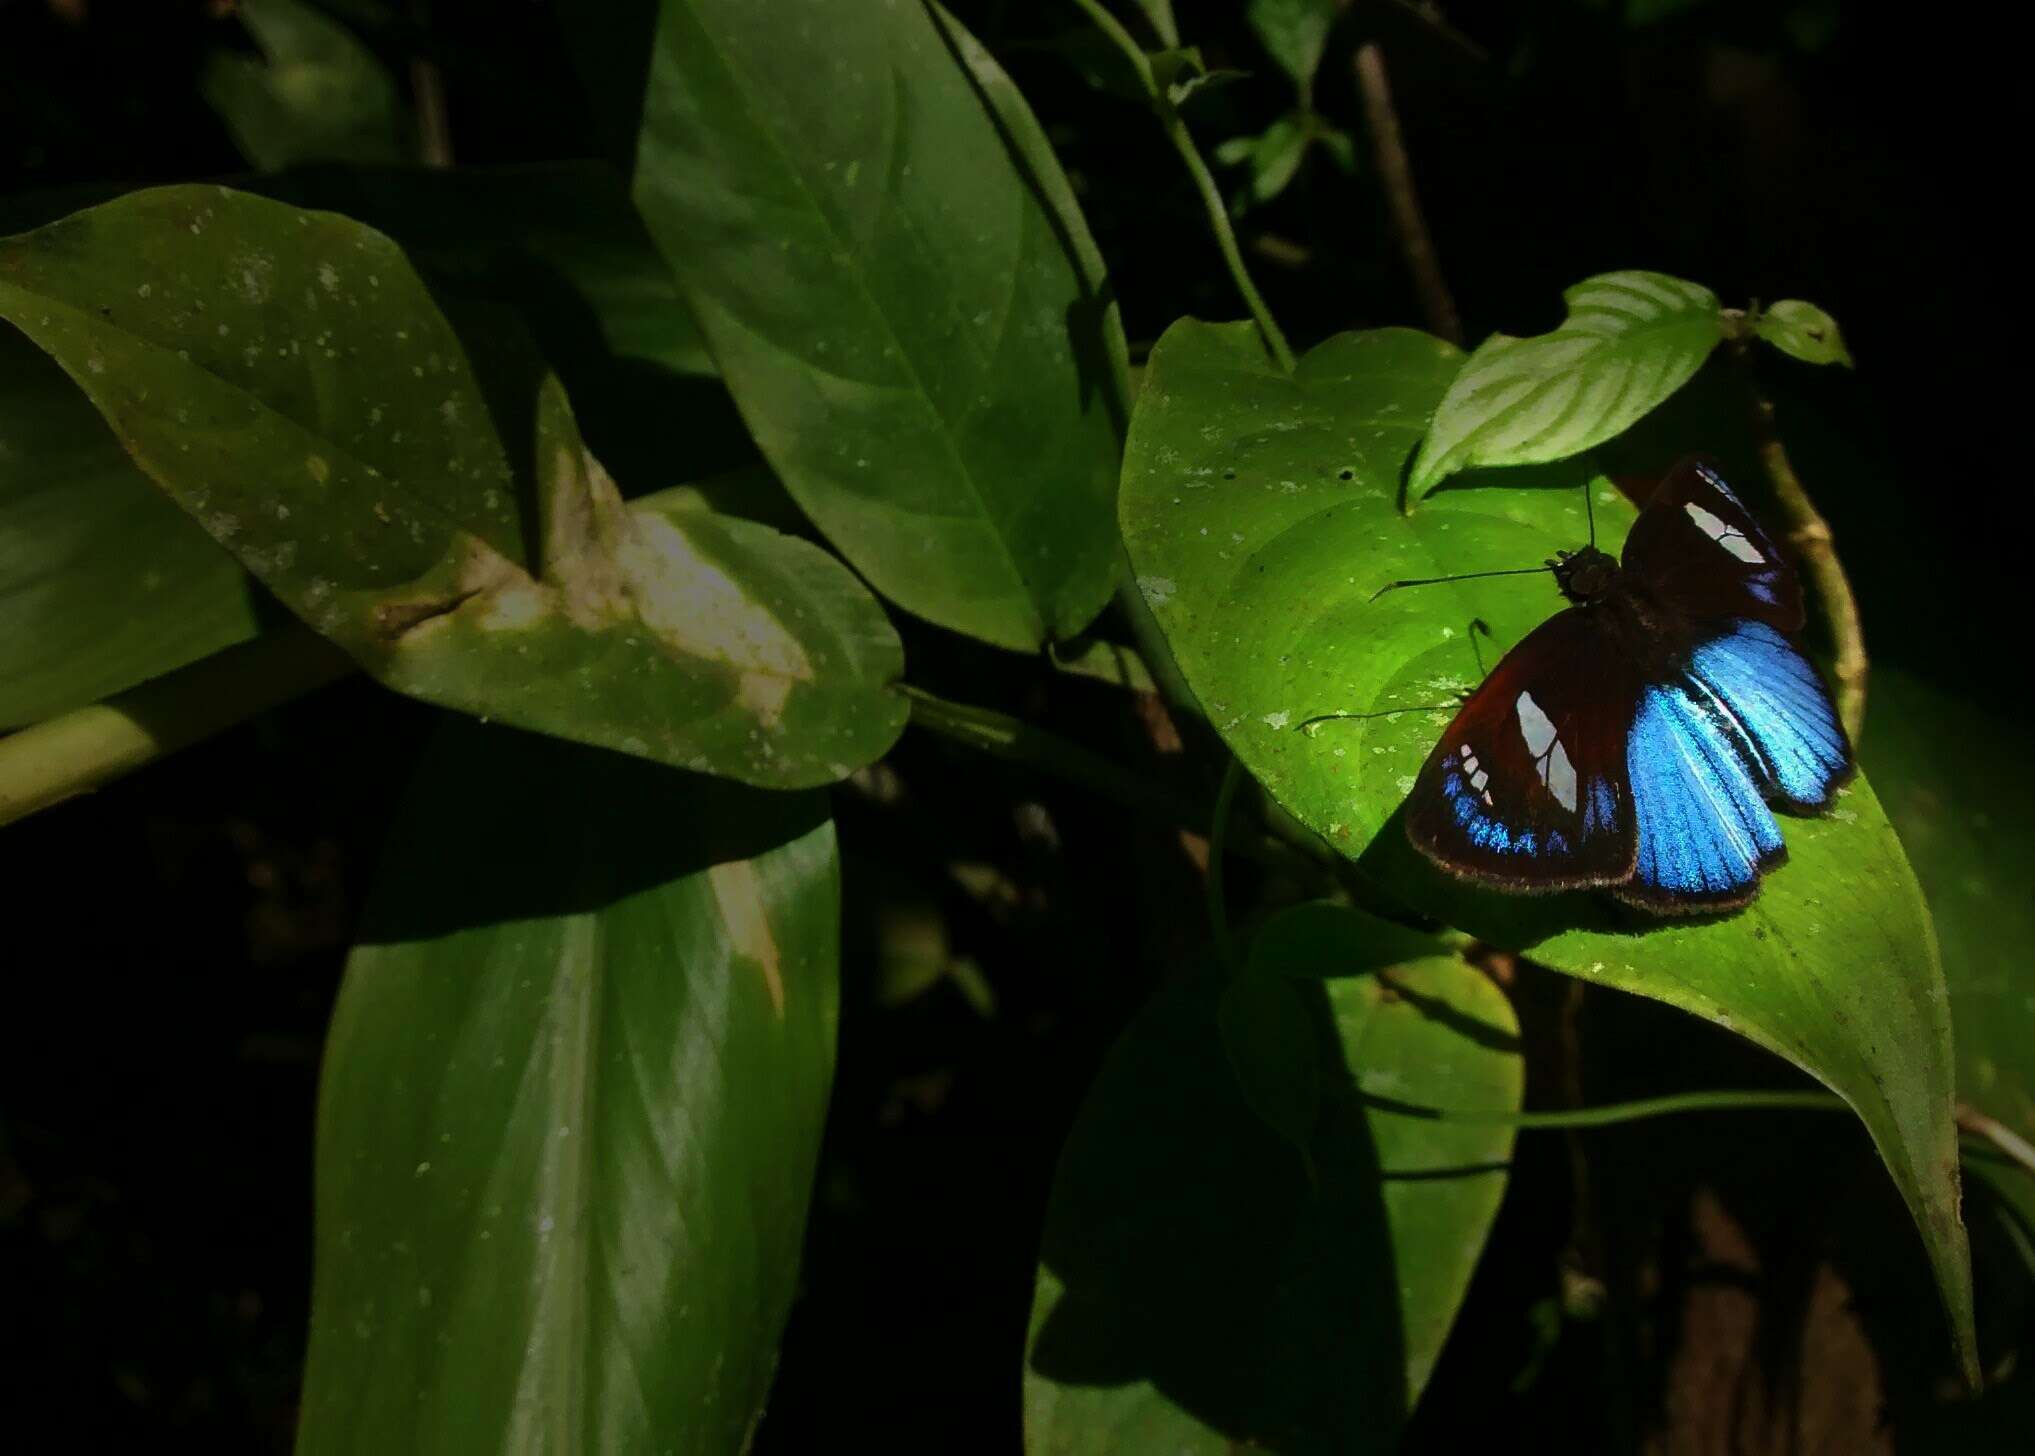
1;162;740;731
1120;318;1977;1378
1866;670;2035;1219
1217;964;1323;1168
1408;271;1724;498
0;329;260;728
624;0;1124;651
0;185;907;788
1249;113;1310;204
299;722;838;1453
1247;0;1340;90
1130;0;1181;48
1025;906;1519;1450
1755;297;1855;368
201;0;406;170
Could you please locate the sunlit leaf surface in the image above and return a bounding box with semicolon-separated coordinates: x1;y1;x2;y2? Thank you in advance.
1409;271;1722;497
1120;318;1975;1376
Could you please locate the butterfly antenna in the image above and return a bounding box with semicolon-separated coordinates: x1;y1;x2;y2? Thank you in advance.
1369;565;1553;602
1584;476;1598;549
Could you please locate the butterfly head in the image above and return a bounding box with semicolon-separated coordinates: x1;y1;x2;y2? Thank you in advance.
1551;545;1619;605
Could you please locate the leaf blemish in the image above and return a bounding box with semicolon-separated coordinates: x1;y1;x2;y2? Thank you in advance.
708;861;784;1016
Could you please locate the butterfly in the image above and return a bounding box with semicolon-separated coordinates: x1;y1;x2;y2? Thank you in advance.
1403;456;1853;914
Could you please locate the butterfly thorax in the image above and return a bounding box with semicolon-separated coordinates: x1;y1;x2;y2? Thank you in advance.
1551;546;1619;604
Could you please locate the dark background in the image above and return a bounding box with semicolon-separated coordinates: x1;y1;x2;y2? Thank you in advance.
2;0;2029;1449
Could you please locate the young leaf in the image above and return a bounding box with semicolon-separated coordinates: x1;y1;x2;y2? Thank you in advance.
299;722;839;1454
622;0;1124;651
0;331;259;727
1755;298;1854;368
1409;271;1724;498
1025;908;1520;1450
1249;113;1311;204
1247;0;1341;90
201;0;406;170
1119;319;1977;1377
0;186;907;788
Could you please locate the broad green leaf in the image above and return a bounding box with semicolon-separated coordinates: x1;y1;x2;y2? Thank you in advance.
1866;670;2035;1228
1247;0;1340;90
1;163;742;730
300;723;838;1454
0;329;260;727
1408;271;1723;498
202;0;406;170
1120;318;1977;1377
1025;905;1519;1451
626;0;1123;651
1755;298;1854;368
0;186;906;788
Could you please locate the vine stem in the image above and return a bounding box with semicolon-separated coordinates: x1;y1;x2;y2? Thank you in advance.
1067;0;1297;372
1361;1087;1850;1129
1352;41;1462;345
1725;331;1868;739
1959;1103;2035;1179
0;626;353;828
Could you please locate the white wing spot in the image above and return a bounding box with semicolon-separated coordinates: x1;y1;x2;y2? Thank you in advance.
1684;501;1764;564
1516;691;1579;812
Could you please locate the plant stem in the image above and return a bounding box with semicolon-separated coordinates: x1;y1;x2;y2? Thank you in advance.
1067;0;1297;372
1360;1087;1849;1129
899;683;1312;876
0;627;353;828
1958;1103;2035;1179
1726;336;1869;739
1352;41;1462;345
409;1;453;167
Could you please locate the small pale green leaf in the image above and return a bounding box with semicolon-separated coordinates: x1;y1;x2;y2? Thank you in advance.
1408;270;1724;498
1247;0;1340;89
202;0;406;170
1213;134;1259;167
1025;907;1519;1450
0;330;260;727
0;186;907;788
1250;113;1310;204
625;0;1123;650
1120;318;1976;1378
1755;297;1855;368
299;722;838;1453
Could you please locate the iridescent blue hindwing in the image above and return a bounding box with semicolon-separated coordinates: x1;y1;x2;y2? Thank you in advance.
1620;680;1785;910
1684;620;1852;810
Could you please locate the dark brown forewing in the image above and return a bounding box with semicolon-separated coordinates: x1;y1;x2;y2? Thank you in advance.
1620;456;1804;630
1406;607;1641;891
